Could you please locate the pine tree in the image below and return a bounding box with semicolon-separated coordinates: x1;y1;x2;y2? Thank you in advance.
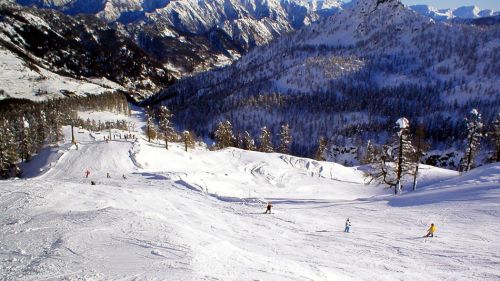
278;124;292;154
366;118;415;194
0;120;19;178
314;137;327;161
462;109;483;172
242;131;256;151
393;117;415;194
234;132;243;149
145;106;154;143
158;106;175;149
35;110;49;149
46;102;63;143
214;121;235;149
85;118;92;132
18;116;34;162
183;131;195;152
361;140;376;164
259;126;274;153
489;113;500;162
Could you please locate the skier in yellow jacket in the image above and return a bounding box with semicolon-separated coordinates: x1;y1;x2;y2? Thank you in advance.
424;223;436;237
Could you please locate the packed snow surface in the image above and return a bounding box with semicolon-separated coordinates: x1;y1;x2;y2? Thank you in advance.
0;110;499;280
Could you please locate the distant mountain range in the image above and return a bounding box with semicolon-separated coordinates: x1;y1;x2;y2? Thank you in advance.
408;4;498;21
6;0;498;77
8;0;344;76
0;0;498;102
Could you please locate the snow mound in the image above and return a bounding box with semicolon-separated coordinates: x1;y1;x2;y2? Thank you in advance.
388;163;500;207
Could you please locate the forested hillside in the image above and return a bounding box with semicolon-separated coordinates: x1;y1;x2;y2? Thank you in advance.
149;0;500;166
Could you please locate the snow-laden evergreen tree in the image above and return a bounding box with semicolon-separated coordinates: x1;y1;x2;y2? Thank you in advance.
234;133;244;149
18;116;34;162
46;102;63;143
145;106;154;143
361;140;376;164
214;121;235;149
242;131;256;151
411;124;429;191
366;118;415;194
278;124;292;154
393;117;415;194
489;113;500;162
183;131;195;152
158;106;175;149
259;126;274;153
0;120;19;178
462;109;483;172
314;137;327;161
27;111;44;154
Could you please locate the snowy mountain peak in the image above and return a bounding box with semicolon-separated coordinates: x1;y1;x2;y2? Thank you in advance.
353;0;403;10
312;0;423;46
408;4;498;21
453;5;481;19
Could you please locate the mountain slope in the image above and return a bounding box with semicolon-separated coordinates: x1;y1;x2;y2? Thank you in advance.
0;3;173;100
149;0;500;158
0;109;499;280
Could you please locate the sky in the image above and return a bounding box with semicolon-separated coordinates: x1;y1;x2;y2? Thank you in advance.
341;1;499;10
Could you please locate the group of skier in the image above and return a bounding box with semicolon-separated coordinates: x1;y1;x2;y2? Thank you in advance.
84;170;127;181
86;170;439;238
263;202;437;237
103;134;136;143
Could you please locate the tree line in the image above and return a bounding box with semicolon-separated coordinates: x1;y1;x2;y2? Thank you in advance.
0;92;130;178
211;109;500;194
144;105;196;152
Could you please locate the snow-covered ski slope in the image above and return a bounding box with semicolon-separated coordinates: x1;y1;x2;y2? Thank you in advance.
1;111;499;280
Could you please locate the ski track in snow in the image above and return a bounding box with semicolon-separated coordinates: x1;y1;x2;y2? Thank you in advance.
0;111;499;280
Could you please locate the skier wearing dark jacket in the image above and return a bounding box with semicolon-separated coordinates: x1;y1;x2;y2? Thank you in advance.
264;202;272;214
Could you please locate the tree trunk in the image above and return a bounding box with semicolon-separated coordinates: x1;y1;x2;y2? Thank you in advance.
412;163;419;191
71;124;75;144
465;136;474;172
164;133;168;150
396;133;404;194
147;124;151;143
